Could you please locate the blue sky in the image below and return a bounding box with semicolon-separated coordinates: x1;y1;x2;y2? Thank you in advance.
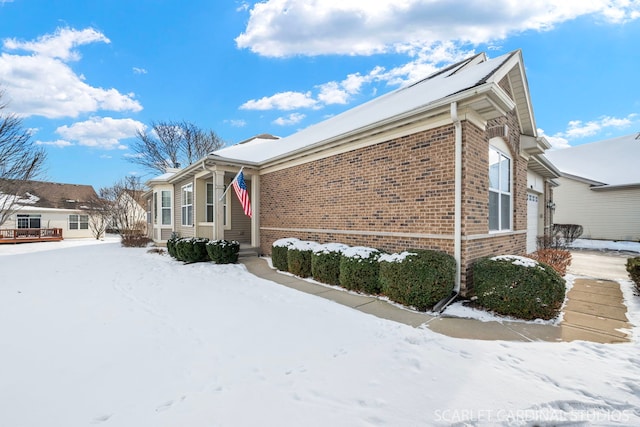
1;0;639;189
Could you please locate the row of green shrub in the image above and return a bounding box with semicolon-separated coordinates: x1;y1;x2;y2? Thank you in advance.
167;235;240;264
627;257;640;292
273;238;567;320
272;238;456;312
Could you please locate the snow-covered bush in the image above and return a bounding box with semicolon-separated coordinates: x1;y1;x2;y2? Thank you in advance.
529;249;572;276
473;255;566;320
206;239;240;264
166;233;179;258
339;247;382;294
626;257;640;291
175;237;210;263
379;250;456;311
287;240;319;278
311;243;350;286
271;238;300;272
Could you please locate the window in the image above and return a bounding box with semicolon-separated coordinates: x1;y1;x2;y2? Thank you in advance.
206;182;214;222
205;182;229;226
489;146;511;231
69;214;89;230
17;214;41;229
153;192;158;224
161;190;172;225
181;184;193;226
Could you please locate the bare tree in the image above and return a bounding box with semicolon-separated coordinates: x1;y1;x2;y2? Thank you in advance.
105;176;148;245
86;188;114;240
0;89;47;227
129;120;225;174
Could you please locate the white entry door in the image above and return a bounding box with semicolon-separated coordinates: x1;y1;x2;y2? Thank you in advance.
527;192;539;253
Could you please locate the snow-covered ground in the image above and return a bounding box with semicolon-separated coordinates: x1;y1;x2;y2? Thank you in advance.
571;238;640;253
1;238;639;426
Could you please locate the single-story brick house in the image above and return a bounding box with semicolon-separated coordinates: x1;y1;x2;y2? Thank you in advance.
145;49;559;295
545;132;640;241
0;180;99;240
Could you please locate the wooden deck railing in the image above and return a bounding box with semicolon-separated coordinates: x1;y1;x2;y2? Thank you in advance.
0;228;63;244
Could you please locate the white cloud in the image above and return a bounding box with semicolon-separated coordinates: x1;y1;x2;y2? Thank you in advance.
236;0;640;58
273;112;306;126
240;91;317;110
540;113;638;149
35;139;73;148
4;27;109;61
55;116;145;150
225;119;247;127
0;28;142;118
133;67;148;74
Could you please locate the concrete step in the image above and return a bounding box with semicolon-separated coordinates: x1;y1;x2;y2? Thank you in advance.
238;246;259;257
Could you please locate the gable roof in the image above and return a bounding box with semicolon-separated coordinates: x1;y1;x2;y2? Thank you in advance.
545;132;640;187
213;49;533;165
0;180;98;210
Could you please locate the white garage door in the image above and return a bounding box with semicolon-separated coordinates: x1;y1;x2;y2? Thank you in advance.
527;193;539;253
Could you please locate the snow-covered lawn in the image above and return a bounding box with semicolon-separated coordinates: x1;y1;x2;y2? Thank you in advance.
1;238;639;426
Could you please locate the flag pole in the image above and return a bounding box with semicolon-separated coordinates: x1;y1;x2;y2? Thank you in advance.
219;167;244;201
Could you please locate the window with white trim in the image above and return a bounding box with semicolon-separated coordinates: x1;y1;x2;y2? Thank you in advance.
153;192;158;224
161;190;172;225
181;184;193;226
489;146;511;231
69;214;89;230
205;182;229;226
17;214;41;229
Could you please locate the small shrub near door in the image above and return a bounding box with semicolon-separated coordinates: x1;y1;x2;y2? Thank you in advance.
339;247;382;294
166;234;180;258
206;240;240;264
312;243;350;286
473;255;566;320
287;241;319;278
626;257;640;291
379;250;456;311
529;249;572;276
175;237;210;263
271;238;300;272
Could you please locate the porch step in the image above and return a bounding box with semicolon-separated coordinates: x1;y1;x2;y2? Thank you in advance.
238;246;259;258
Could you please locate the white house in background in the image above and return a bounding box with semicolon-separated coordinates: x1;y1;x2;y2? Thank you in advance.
546;132;640;241
0;180;98;239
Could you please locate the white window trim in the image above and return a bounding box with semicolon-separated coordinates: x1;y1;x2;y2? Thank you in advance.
181;183;193;226
223;189;231;230
161;190;172;226
488;143;512;233
69;214;89;230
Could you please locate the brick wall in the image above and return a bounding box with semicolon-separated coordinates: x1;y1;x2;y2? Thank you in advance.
260;113;529;295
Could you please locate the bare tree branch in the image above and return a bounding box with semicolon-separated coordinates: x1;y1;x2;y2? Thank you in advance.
128;120;225;174
0;88;48;227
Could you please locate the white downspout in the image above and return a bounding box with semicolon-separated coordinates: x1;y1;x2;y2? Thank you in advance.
452;101;462;297
434;102;462;312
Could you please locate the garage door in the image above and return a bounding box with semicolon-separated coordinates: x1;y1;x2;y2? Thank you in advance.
527;193;539;253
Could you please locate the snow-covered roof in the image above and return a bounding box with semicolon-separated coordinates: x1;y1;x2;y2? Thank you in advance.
214;51;518;164
545;132;640;186
0;180;97;210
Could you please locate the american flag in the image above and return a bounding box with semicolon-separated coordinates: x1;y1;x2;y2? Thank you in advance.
232;171;252;218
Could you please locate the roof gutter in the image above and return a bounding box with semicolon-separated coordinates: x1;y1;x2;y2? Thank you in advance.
434;101;462;312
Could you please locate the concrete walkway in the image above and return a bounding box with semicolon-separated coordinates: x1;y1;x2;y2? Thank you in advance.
240;250;634;343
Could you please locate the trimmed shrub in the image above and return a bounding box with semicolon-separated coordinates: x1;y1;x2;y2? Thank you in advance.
339;246;382;294
627;257;640;291
166;233;179;258
175;237;210;263
207;239;240;264
272;238;300;271
287;241;319;278
379;250;456;311
473;255;566;320
530;249;572;276
312;243;350;286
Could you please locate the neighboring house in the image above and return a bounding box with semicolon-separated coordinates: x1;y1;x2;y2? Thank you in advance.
545;132;640;241
0;180;99;239
145;49;559;295
111;189;147;235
